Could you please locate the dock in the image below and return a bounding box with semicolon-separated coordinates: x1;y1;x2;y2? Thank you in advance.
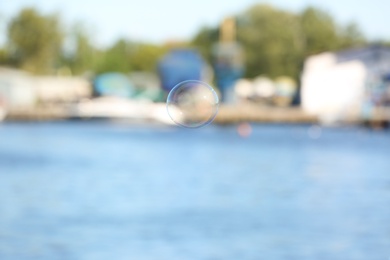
4;102;318;124
215;104;317;124
4;102;390;127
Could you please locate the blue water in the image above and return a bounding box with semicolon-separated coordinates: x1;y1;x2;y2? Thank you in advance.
0;122;389;260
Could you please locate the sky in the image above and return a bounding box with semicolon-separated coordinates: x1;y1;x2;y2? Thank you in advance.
0;0;388;47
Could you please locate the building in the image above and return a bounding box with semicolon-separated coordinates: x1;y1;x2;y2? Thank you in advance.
301;45;390;123
157;49;209;92
213;17;244;103
0;67;36;108
0;66;92;108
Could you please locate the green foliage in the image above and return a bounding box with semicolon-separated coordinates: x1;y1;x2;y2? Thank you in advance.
191;4;368;81
0;4;372;78
0;48;7;65
93;40;167;74
299;7;339;56
128;43;168;72
236;4;305;78
63;23;97;75
7;8;63;74
191;26;219;63
94;39;132;74
337;22;366;49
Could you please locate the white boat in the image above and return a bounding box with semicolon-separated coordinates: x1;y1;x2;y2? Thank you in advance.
69;97;177;126
0;97;7;121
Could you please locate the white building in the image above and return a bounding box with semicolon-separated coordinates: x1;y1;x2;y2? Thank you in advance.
34;76;91;103
0;67;92;109
301;46;390;123
0;67;37;108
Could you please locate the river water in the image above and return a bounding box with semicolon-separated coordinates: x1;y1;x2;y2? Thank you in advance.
0;122;389;260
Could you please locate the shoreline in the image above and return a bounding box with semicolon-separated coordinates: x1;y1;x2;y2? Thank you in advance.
3;103;317;124
2;103;389;128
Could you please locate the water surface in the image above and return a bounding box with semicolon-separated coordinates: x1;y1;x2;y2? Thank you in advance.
0;122;389;260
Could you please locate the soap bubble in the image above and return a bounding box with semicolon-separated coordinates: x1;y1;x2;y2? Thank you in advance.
166;80;219;128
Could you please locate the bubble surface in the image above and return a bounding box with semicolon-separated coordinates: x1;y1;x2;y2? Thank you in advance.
166;80;219;128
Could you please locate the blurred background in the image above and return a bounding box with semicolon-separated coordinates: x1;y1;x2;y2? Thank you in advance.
0;0;389;259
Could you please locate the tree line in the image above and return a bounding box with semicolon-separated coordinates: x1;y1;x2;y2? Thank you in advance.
0;7;168;76
0;4;385;80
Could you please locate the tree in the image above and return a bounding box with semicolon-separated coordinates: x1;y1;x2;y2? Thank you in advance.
129;43;167;72
63;23;97;75
236;4;305;78
338;22;366;49
7;8;63;74
93;40;167;74
94;39;132;74
0;48;7;65
299;7;340;56
191;4;367;81
191;26;219;64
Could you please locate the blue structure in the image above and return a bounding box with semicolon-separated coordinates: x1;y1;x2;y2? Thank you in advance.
94;73;134;98
158;49;206;92
213;42;244;103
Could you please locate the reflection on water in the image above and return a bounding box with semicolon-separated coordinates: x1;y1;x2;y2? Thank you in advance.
0;122;389;260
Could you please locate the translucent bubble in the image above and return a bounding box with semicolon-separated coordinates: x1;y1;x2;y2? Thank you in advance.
166;80;219;128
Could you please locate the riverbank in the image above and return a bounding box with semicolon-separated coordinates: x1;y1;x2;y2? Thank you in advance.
4;102;317;124
3;102;390;127
214;104;317;124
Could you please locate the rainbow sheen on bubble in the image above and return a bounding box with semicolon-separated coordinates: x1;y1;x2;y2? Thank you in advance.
166;80;219;128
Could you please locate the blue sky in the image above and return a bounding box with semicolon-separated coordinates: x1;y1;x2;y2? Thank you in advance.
0;0;388;47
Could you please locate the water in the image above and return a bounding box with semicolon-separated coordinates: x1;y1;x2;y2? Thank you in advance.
0;122;389;260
